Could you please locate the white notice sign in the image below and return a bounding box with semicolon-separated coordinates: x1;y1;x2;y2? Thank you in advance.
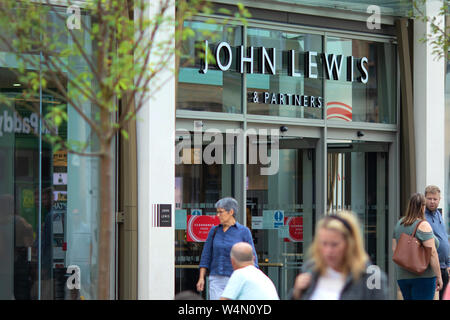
251;216;263;229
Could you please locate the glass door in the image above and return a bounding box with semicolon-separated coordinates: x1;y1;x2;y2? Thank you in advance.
246;136;316;299
327;140;389;271
174;131;239;298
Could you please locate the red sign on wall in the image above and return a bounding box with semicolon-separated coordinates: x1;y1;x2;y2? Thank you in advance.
186;215;220;242
284;216;303;242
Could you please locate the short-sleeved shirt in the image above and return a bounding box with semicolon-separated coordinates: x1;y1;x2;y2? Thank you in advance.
221;265;279;300
425;208;450;269
199;222;258;277
393;219;440;280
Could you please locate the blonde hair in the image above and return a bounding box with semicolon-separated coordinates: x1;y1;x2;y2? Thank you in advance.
424;185;440;197
308;211;368;280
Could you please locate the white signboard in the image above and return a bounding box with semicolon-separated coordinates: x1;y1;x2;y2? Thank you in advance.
262;210;284;229
251;216;263;229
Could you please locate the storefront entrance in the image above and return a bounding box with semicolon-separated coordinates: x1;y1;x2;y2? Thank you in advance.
174;130;318;299
327;140;389;271
175;12;399;299
246;136;316;299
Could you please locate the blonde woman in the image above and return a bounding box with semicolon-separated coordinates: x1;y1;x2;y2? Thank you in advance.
392;193;442;300
292;211;388;300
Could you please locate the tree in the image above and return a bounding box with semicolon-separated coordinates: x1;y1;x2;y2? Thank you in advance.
412;0;449;60
0;0;249;299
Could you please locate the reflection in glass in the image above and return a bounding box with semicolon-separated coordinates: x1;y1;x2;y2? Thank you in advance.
327;141;389;271
0;7;106;300
175;132;236;298
0;69;62;300
247;137;315;299
247;28;323;119
177;21;243;113
325;37;397;124
265;1;412;17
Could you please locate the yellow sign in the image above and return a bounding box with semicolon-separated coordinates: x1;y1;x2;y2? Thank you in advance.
22;189;34;208
53;150;67;167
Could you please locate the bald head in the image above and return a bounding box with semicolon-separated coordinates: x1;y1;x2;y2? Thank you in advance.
230;242;254;268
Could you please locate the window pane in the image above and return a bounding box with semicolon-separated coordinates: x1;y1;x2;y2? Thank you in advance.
327;142;389;271
247;28;323;118
247;137;316;299
175;132;237;298
262;1;412;17
0;6;111;300
325;37;397;124
178;21;243;113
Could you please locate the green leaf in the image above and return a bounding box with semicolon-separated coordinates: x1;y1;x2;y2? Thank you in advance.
120;129;129;140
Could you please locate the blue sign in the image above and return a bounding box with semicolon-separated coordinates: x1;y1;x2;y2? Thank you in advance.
274;210;283;221
274;210;284;228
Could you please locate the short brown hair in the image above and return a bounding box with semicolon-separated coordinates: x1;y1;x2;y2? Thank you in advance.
425;185;441;197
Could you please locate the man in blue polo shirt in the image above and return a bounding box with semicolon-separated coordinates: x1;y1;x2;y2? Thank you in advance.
424;185;450;300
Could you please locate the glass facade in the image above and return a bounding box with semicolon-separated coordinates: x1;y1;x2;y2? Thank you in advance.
247;137;316;298
327;141;389;270
175;132;238;298
246;28;323;118
178;22;397;124
178;21;243;113
176;17;397;299
325;37;397;124
267;0;412;17
0;7;113;300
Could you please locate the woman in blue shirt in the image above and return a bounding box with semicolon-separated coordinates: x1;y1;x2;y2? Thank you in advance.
196;197;258;300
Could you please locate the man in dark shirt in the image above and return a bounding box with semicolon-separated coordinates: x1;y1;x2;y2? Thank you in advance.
424;185;450;300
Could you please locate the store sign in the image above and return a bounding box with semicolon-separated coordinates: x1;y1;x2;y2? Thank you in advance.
199;40;368;83
186;215;220;242
262;210;284;229
198;40;369;109
152;204;172;227
249;91;323;108
284;216;303;242
53;150;68;167
0;110;56;137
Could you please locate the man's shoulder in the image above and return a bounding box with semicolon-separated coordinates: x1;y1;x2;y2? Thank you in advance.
232;265;258;277
236;265;256;273
227;267;248;284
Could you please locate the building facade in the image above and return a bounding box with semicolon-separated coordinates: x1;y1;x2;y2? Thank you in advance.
0;0;448;300
156;0;449;300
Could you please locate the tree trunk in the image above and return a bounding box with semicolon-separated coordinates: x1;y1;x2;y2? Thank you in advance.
97;149;113;299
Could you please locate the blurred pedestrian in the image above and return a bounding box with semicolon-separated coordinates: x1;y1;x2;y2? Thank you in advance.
196;197;258;300
393;193;443;300
424;185;449;300
220;242;279;300
292;210;388;300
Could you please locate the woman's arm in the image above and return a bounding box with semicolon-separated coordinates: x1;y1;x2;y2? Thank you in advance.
392;239;397;254
422;237;443;290
419;222;443;291
197;227;217;292
292;272;312;300
196;267;207;292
